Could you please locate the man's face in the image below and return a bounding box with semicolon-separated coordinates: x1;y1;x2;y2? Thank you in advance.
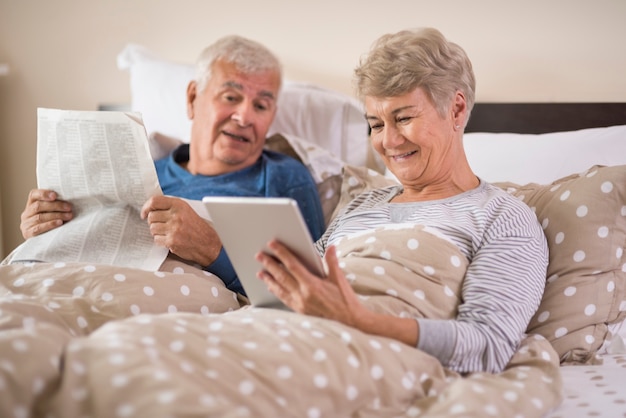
186;59;280;175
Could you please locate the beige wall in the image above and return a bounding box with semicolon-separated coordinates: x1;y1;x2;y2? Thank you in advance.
0;0;625;257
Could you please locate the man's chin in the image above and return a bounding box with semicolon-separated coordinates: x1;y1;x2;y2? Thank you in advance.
218;151;262;167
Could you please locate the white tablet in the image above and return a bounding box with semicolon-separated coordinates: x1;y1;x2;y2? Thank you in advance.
202;196;325;309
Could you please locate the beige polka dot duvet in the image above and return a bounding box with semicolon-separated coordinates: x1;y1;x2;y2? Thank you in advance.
0;225;564;417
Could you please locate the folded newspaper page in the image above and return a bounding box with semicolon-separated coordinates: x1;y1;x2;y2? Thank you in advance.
11;108;169;270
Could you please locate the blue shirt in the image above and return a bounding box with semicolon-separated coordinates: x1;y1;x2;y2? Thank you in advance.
154;144;325;295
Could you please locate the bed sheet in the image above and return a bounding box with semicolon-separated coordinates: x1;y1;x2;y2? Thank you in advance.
548;352;626;417
0;225;563;417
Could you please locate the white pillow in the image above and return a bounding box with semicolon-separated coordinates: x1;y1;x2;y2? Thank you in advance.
117;44;194;144
117;44;374;169
382;125;626;185
463;125;626;184
268;81;371;170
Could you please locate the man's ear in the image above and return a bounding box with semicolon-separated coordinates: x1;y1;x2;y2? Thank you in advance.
186;81;197;120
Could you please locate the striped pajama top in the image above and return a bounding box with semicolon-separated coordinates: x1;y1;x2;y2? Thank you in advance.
315;180;548;373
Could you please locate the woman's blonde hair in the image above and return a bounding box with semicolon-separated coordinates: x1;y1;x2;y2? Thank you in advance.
354;28;475;121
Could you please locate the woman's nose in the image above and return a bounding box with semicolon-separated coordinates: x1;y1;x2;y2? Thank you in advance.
382;126;403;148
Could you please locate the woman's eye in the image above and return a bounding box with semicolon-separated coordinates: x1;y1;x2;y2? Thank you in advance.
397;117;412;123
370;123;383;131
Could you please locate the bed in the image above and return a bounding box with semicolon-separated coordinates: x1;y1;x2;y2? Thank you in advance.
464;105;626;418
0;44;625;417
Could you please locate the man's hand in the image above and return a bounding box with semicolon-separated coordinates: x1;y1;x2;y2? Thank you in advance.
20;189;74;239
141;195;222;266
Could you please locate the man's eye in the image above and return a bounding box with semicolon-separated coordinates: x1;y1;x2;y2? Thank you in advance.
255;103;268;111
397;117;412;123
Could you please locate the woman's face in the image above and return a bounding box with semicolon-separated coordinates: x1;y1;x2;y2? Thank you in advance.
365;87;459;188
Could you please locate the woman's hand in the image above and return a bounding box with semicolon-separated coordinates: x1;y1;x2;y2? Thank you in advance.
255;241;366;325
256;240;420;346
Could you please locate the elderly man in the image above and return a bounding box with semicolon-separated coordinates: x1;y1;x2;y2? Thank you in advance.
20;35;325;296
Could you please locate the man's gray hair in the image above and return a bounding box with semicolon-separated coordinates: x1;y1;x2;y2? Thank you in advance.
195;35;282;92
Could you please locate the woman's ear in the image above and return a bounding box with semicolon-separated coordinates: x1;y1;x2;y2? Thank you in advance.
451;90;467;129
186;81;198;120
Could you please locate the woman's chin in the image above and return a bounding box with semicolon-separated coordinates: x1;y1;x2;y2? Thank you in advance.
387;169;408;184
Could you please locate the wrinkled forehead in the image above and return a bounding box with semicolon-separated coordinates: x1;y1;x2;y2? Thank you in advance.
212;60;280;100
364;87;433;118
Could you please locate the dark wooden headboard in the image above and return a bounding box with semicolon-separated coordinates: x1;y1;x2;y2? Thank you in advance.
465;103;626;134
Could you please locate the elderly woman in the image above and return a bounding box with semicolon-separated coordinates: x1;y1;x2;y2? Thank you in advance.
257;27;549;374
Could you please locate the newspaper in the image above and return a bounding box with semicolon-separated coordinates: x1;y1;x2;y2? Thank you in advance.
10;108;169;270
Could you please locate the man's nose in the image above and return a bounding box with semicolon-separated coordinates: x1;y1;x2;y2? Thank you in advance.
231;102;254;127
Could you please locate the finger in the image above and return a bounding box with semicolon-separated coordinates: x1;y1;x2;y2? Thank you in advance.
22;197;72;222
140;197;156;219
32;200;73;216
151;233;171;249
323;246;343;284
324;245;357;297
256;266;296;308
26;189;57;205
141;195;179;219
257;269;284;295
266;240;315;281
141;196;167;219
147;219;170;238
31;219;65;236
21;216;65;239
256;250;285;279
21;202;73;236
145;209;170;225
255;250;297;290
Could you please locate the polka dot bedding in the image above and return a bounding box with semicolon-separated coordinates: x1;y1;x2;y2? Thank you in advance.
0;225;562;417
326;163;626;416
496;165;626;364
336;163;626;363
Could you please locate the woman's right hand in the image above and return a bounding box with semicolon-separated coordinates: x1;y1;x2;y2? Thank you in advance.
20;189;74;239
